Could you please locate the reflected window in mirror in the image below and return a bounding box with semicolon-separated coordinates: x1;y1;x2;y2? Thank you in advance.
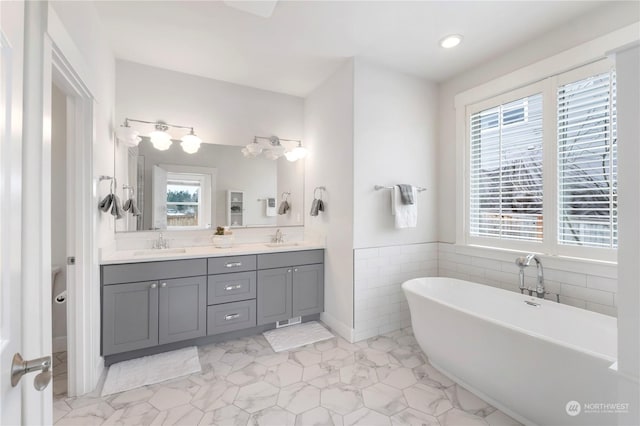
152;164;215;231
166;173;208;229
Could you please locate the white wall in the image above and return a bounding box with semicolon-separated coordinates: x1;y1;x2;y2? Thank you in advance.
353;59;438;248
277;157;306;227
354;243;438;341
614;43;640;425
51;84;67;349
50;1;116;251
437;2;640;243
116;60;303;148
304;59;355;338
439;243;618;316
350;59;440;340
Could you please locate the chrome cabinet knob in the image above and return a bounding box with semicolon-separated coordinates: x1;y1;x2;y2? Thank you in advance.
161;282;167;288
150;283;157;289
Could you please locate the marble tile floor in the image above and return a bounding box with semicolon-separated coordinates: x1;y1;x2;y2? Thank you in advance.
53;351;69;401
53;326;522;426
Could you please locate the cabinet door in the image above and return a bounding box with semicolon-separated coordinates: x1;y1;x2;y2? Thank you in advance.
292;264;324;317
103;281;159;356
257;267;292;325
159;276;207;345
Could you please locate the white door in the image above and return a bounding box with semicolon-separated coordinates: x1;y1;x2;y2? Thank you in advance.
0;1;26;424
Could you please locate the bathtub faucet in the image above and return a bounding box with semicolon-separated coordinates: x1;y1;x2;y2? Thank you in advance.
515;254;545;298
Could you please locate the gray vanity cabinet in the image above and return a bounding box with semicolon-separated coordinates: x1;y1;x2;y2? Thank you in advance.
158;276;207;345
101;258;207;358
257;267;293;325
256;250;324;326
101;250;323;362
102;280;159;356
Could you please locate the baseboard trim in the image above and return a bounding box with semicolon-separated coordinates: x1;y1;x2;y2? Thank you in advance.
53;336;67;353
320;312;355;342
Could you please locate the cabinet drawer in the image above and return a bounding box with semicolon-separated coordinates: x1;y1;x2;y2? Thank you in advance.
257;250;324;270
208;271;256;305
208;255;256;274
207;300;256;335
102;259;207;285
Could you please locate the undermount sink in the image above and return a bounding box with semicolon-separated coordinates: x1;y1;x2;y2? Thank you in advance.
133;248;187;256
264;242;301;248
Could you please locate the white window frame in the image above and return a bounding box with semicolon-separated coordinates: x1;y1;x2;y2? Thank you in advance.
458;59;617;262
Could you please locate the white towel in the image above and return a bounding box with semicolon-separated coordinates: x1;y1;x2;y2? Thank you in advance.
392;186;417;228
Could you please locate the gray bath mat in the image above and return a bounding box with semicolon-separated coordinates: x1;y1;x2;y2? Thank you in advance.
263;321;334;352
101;346;201;396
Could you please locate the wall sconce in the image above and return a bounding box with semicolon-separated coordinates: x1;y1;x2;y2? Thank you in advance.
116;118;203;154
243;135;306;161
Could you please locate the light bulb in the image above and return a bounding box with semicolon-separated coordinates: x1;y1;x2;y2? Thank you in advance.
115;125;141;146
439;34;463;49
246;141;263;155
180;132;202;154
292;145;307;159
270;144;286;158
150;130;172;151
264;150;279;160
284;151;298;162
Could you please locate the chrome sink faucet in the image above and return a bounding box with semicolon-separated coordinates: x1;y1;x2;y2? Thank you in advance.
271;229;284;244
515;253;545;298
153;232;169;249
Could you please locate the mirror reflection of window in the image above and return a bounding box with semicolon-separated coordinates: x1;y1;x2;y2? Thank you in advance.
152;165;214;230
166;175;203;228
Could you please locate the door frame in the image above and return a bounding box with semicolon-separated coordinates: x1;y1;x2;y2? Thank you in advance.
47;7;102;397
49;44;99;397
42;5;102;398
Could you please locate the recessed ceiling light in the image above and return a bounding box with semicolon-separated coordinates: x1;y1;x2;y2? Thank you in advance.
440;34;463;49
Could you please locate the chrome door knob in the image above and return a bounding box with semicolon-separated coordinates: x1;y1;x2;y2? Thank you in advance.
11;353;52;390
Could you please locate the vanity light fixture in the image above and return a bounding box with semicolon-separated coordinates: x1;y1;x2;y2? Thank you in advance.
439;34;463;49
244;135;306;161
115;118;203;154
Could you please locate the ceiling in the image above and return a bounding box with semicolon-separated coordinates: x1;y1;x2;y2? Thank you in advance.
93;1;610;97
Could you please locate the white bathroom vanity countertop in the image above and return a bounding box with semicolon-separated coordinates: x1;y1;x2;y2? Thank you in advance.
100;242;325;265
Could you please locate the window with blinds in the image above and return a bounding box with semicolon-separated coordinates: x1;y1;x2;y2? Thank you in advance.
469;94;544;242
557;71;617;248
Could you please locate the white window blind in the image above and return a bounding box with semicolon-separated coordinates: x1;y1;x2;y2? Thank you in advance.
469;94;544;242
557;71;617;249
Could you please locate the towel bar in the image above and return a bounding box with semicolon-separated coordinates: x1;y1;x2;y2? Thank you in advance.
374;185;426;192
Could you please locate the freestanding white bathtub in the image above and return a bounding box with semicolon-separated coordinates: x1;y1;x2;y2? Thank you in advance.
402;277;618;426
